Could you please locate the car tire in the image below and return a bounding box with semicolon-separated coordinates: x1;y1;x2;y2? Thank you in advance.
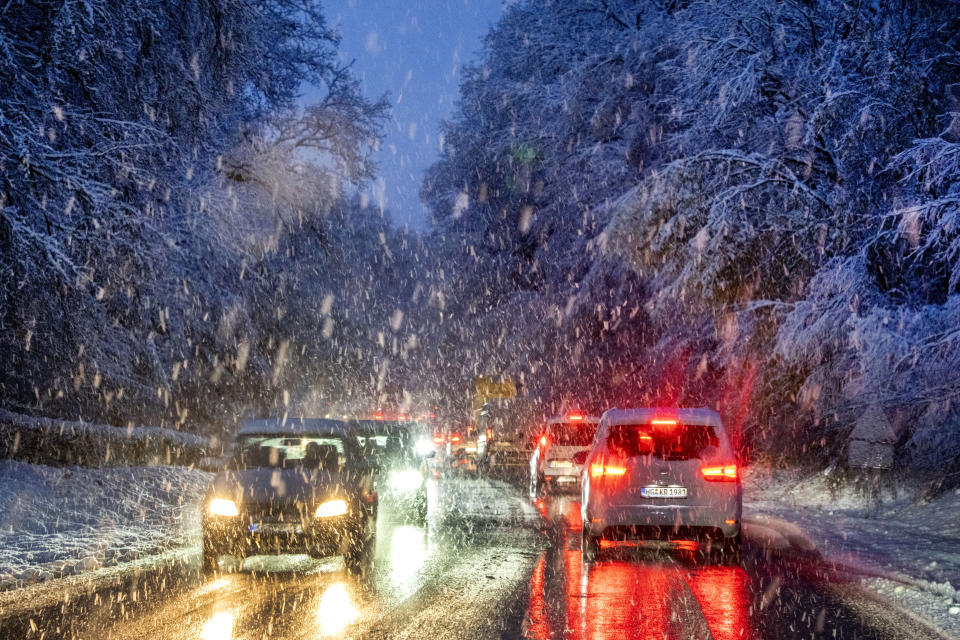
345;528;375;574
721;532;742;559
415;492;428;525
581;529;600;562
201;541;220;576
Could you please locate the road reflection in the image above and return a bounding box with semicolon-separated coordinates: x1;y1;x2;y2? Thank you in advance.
528;494;756;640
313;582;360;636
199;610;236;640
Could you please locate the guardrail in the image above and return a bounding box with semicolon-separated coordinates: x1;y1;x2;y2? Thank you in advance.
0;408;210;467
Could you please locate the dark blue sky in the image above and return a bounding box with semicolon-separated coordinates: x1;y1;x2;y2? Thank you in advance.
319;0;504;229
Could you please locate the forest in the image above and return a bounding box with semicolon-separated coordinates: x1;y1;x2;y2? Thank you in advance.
3;0;959;479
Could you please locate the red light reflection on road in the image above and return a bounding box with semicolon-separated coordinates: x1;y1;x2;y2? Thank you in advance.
526;554;552;640
687;565;754;640
564;499;582;530
527;496;756;640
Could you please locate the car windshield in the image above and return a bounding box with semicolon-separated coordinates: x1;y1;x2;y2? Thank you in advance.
230;434;347;471
607;424;720;461
546;422;597;446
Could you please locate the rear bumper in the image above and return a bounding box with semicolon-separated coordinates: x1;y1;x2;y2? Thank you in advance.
584;502;741;540
202;515;362;558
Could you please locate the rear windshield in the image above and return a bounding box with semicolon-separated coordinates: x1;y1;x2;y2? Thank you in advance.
546;422;598;446
231;434;347;470
607;424;719;460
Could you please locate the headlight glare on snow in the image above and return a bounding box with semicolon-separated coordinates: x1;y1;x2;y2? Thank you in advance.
389;469;424;492
208;498;239;517
315;499;348;518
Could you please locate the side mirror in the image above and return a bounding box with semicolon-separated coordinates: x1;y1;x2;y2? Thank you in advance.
198;456;223;473
572;451;589;466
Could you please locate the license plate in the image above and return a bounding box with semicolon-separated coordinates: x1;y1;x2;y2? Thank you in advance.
549;460;572;469
556;476;576;483
250;523;298;534
641;486;687;498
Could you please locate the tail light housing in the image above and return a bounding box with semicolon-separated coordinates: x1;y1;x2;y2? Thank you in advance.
449;434;461;443
485;427;493;440
433;434;443;444
700;464;738;481
589;455;627;484
539;435;547;448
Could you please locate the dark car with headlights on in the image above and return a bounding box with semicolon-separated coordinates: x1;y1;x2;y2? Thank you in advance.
201;418;378;575
353;419;430;524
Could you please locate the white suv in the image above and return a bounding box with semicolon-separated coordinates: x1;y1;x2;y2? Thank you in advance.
580;408;741;560
529;413;600;496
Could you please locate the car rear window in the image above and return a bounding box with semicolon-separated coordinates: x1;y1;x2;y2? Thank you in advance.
607;424;719;460
232;434;347;470
546;422;598;446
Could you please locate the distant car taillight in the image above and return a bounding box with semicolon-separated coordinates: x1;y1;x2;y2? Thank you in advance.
449;434;461;443
700;464;738;481
539;435;547;448
433;434;443;444
485;427;493;440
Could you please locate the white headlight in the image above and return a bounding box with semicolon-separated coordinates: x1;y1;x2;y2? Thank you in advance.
315;499;348;518
208;498;239;517
415;439;434;456
390;469;424;492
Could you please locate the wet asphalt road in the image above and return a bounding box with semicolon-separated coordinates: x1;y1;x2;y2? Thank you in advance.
0;477;950;640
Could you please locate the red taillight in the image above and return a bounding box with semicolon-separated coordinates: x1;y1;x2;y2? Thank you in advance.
539;435;547;447
701;464;738;481
567;413;585;422
433;435;443;444
650;418;677;426
374;413;384;421
398;414;408;421
450;434;461;443
485;427;493;440
589;457;627;480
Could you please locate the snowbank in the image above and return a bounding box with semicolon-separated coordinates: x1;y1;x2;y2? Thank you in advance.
744;466;960;636
0;460;209;591
0;408;210;467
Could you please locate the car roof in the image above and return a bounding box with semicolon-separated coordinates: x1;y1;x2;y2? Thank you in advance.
350;419;419;432
545;415;601;425
237;417;353;436
600;408;723;428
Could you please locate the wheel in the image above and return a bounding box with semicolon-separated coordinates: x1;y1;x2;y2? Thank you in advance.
721;532;742;560
201;540;220;576
344;529;375;574
414;491;428;525
581;528;600;561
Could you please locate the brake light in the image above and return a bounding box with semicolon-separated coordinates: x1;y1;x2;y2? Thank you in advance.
700;464;738;481
485;427;493;440
650;418;677;425
374;412;384;421
567;413;585;422
450;434;461;443
539;435;547;447
467;425;474;435
398;414;408;421
589;458;627;479
433;435;443;444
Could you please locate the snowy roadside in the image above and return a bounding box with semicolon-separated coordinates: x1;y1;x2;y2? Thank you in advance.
743;465;960;637
0;460;209;591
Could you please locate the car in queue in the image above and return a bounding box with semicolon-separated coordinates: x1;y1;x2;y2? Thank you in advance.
579;408;742;561
201;418;378;575
353;419;431;523
446;424;483;475
529;412;600;496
